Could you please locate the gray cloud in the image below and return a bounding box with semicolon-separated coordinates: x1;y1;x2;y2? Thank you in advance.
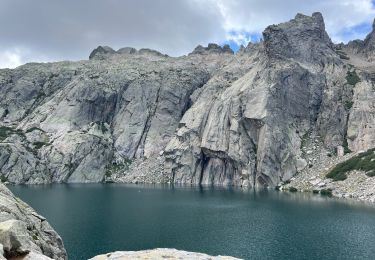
0;0;225;65
0;0;374;68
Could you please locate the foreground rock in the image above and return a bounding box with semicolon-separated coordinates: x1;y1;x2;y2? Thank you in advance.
90;248;241;260
1;12;375;193
0;183;66;259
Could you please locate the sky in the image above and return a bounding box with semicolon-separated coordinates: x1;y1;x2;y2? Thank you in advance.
1;0;375;68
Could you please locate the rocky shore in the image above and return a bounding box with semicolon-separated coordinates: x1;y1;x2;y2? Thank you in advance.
90;249;240;260
0;183;66;259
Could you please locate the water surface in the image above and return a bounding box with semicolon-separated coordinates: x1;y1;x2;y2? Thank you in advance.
9;184;375;260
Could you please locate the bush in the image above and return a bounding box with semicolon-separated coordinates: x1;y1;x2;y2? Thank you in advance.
342;138;352;154
312;190;319;194
32;141;48;149
0;175;8;183
344;101;354;110
25;127;45;133
326;148;375;181
289;187;298;192
0;126;14;141
320;189;333;196
346;71;360;86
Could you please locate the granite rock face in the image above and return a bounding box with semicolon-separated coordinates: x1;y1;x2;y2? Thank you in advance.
90;248;241;260
1;12;375;188
0;183;66;259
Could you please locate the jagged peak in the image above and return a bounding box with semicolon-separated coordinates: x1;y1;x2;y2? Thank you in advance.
189;43;234;55
263;12;333;62
89;46;116;60
89;46;167;60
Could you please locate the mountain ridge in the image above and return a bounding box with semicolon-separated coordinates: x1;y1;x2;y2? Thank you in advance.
1;12;375;201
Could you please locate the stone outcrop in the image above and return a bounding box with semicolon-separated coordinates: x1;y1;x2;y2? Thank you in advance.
0;183;66;259
90;248;241;260
1;12;375;190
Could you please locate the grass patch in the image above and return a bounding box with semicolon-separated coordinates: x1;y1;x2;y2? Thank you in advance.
346;71;360;86
326;148;375;181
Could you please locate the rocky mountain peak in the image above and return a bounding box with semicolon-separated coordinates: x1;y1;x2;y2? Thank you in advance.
89;45;116;60
263;12;333;62
89;46;167;60
189;43;234;55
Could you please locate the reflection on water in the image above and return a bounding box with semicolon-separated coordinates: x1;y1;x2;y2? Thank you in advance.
9;184;375;260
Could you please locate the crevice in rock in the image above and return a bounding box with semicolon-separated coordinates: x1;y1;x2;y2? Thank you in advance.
134;85;162;158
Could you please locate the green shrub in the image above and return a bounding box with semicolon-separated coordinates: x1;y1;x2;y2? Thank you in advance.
25;127;45;133
0;175;8;183
346;71;360;86
320;189;333;196
105;159;133;178
0;126;14;141
344;101;354;110
326;148;375;181
32;141;48;149
335;50;349;60
342;138;352;154
95;121;108;133
312;190;319;194
289;187;298;192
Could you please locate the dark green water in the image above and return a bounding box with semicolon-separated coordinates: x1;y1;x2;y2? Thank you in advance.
8;184;375;260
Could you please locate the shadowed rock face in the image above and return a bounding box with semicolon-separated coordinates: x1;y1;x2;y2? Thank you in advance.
1;12;375;187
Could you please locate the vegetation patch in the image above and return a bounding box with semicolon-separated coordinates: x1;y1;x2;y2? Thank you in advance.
344;101;354;110
25;127;45;133
0;126;14;141
0;175;8;183
288;187;298;192
105;159;133;177
335;50;349;60
320;189;333;196
342;138;352;155
326;148;375;181
95;121;109;133
346;71;360;86
32;141;49;149
312;190;319;194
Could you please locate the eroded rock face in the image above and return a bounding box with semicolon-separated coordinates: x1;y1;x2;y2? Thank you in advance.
0;48;230;184
1;12;375;188
0;183;66;259
165;13;354;188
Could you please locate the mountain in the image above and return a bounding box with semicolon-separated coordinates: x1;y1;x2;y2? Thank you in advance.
1;13;375;196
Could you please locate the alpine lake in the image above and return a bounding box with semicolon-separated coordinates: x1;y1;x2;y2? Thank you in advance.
9;184;375;260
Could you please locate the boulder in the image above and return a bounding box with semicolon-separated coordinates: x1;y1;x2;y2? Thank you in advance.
90;248;241;260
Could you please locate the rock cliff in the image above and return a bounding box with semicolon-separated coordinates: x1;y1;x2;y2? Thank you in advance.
1;12;375;189
0;183;66;259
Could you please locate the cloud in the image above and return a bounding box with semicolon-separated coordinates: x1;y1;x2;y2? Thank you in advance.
214;0;375;43
0;0;375;68
0;48;23;69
